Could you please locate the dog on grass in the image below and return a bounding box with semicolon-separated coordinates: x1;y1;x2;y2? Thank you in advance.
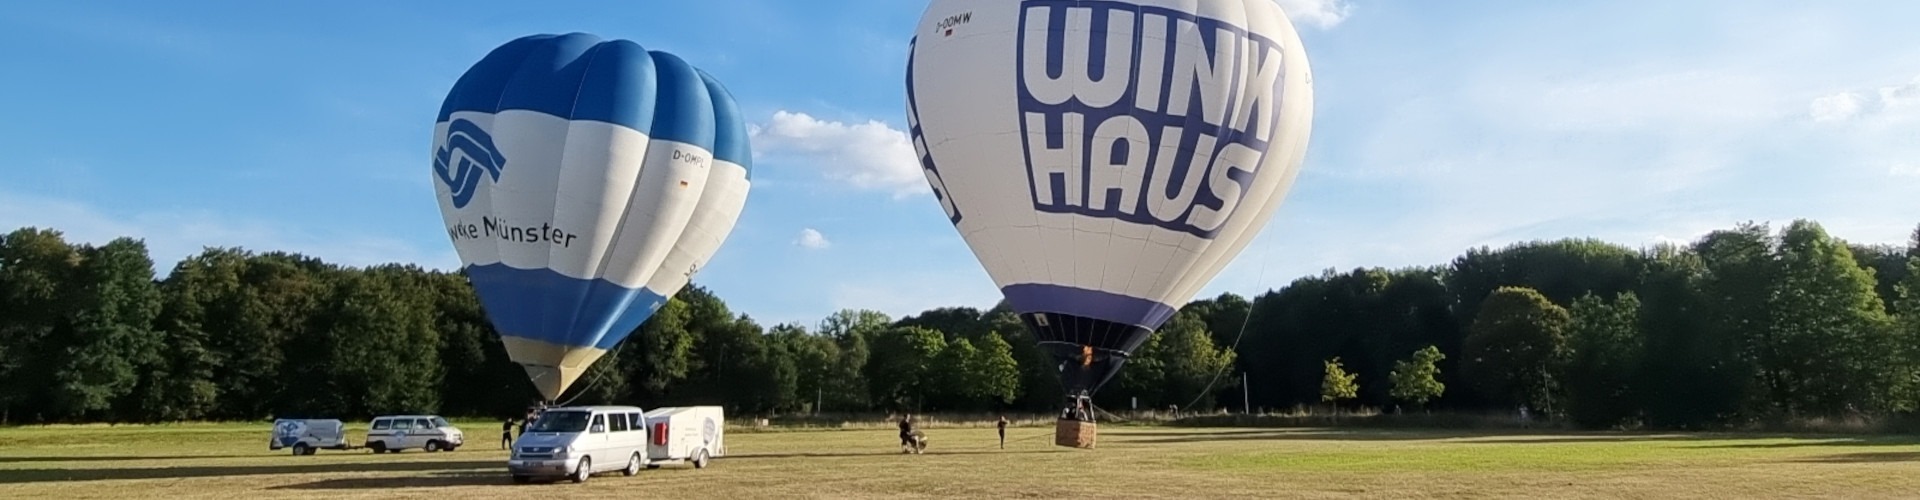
900;429;929;454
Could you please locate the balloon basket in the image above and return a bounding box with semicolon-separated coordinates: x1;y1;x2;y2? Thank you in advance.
1054;419;1097;449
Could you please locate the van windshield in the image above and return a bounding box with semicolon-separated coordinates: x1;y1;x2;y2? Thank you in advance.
528;411;590;433
432;417;451;428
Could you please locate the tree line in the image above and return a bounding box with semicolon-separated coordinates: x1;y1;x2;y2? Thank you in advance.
1;219;1916;430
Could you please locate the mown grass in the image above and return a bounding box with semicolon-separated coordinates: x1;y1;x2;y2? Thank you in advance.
3;421;1920;499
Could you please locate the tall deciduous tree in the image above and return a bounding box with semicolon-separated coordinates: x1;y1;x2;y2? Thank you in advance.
1462;286;1569;412
865;326;944;410
0;228;80;423
1562;293;1644;429
1770;221;1902;414
52;238;163;421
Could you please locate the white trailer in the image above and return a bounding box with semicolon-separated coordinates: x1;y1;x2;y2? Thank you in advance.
270;419;349;455
642;406;725;469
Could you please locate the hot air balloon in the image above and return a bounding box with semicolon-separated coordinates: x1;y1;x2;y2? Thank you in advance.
432;33;752;402
905;1;1313;446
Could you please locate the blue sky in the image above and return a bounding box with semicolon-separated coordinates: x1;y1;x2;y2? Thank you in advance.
2;0;1917;328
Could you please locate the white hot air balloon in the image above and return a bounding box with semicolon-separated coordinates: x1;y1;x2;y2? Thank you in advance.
433;33;753;401
906;0;1314;423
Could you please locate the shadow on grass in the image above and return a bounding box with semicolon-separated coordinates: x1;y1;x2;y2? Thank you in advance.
1792;451;1920;463
1695;436;1920;449
727;449;1066;460
0;460;498;484
269;472;510;489
1106;429;1920;447
0;455;266;463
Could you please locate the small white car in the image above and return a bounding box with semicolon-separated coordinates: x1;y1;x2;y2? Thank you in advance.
366;415;464;453
270;418;348;455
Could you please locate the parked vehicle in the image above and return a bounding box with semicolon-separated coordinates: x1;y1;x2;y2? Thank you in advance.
366;415;465;453
508;405;725;484
643;406;726;468
270;419;350;456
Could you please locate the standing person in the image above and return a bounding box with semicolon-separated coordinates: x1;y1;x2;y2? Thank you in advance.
500;418;515;449
898;414;916;453
996;415;1008;449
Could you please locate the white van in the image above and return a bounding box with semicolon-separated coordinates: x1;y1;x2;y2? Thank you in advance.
366;415;465;453
270;418;348;455
507;405;724;484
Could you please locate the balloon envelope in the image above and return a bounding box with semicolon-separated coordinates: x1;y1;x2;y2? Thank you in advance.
906;1;1313;404
432;33;752;401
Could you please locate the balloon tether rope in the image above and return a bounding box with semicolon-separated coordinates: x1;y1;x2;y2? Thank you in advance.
1180;258;1268;413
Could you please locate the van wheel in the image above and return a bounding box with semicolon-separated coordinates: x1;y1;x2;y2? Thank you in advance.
424;440;442;452
571;457;592;483
623;453;641;476
368;441;386;454
292;443;311;456
693;449;710;469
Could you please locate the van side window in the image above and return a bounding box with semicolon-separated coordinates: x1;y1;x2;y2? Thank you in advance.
416;418;433;429
371;419;391;431
631;413;645;431
393;419;414;430
610;413;629;432
590;414;606;434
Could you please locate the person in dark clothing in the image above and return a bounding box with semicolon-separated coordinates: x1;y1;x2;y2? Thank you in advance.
501;419;515;449
996;415;1008;449
897;414;914;449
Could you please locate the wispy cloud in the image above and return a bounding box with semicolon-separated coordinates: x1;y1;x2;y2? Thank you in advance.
1277;0;1354;29
793;228;831;250
748;111;925;198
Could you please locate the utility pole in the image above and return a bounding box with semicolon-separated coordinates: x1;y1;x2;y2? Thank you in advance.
816;386;822;416
1242;372;1250;415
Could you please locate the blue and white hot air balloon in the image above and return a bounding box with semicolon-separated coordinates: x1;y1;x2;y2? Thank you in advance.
432;33;752;401
906;1;1314;417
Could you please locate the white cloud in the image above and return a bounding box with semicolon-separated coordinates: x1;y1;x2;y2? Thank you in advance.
749;111;926;198
793;228;831;250
1809;76;1920;123
0;190;456;276
1810;92;1863;122
1892;163;1920;178
1277;0;1353;29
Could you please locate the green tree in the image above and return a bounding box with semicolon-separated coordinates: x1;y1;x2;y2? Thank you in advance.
1895;226;1920;405
865;326;945;410
1561;293;1644;429
1389;345;1446;410
138;248;248;421
930;336;982;410
1636;244;1747;429
1770;221;1903;414
973;332;1022;406
1849;242;1910;313
244;253;332;419
1693;222;1783;417
0;228;80;423
1462;286;1570;412
1320;357;1359;408
768;323;838;413
51;238;163;421
817;309;889;410
297;271;441;416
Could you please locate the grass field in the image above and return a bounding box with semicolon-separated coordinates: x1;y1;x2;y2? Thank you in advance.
4;421;1920;499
